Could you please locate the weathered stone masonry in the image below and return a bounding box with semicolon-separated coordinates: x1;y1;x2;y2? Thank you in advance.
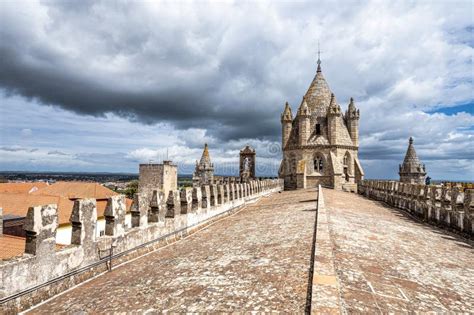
358;180;473;237
0;179;283;313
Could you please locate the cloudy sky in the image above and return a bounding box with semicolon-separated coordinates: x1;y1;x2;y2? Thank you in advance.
0;0;473;180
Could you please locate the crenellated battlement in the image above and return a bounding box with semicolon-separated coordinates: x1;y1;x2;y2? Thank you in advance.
0;178;284;312
358;180;473;237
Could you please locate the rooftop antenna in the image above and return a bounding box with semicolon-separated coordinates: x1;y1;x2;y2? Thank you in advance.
166;148;169;160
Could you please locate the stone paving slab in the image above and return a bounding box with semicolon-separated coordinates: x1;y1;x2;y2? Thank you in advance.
27;189;318;313
323;188;474;313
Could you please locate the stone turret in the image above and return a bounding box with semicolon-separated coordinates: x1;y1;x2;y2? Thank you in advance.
193;143;214;187
297;98;311;146
327;93;341;145
399;137;427;184
281;102;293;149
345;97;360;146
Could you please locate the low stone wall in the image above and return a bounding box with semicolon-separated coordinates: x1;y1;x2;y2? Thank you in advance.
358;180;473;237
0;179;283;313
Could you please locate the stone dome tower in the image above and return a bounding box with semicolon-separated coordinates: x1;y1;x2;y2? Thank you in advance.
279;53;364;191
399;137;427;184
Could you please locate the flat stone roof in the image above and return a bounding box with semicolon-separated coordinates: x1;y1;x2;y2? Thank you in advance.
320;188;474;313
28;189;318;313
26;188;474;313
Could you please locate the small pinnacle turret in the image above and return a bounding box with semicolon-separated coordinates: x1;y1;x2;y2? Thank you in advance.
345;97;360;146
327;93;341;116
399;137;427;184
298;97;311;146
281;102;293;149
348;97;355;111
346;97;360;120
297;97;311;117
193;143;214;187
281;102;293;122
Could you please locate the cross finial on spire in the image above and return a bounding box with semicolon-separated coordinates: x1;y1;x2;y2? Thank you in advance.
317;40;322;72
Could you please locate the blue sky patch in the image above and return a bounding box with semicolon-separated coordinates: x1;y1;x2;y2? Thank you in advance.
427;102;474;115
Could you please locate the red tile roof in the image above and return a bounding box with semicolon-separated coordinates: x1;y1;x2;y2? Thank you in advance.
0;182;48;194
0;193;74;225
0;182;132;225
0;235;66;260
0;235;25;260
31;181;117;199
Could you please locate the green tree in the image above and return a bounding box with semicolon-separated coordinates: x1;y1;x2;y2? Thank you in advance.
124;180;138;199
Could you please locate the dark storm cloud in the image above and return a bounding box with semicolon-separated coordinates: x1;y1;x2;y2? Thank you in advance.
0;1;290;141
0;44;279;140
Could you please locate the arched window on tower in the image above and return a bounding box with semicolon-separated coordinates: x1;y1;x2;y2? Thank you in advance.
343;154;348;166
314;155;324;173
316;123;321;136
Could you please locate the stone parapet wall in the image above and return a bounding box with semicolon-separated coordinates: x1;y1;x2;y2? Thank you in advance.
358;180;473;237
0;179;284;313
212;176;277;183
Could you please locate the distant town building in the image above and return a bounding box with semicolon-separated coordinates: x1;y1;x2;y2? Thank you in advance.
240;146;256;182
192;143;214;187
279;56;364;190
399;137;427;184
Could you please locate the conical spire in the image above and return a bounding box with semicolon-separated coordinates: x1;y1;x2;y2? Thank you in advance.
303;52;332;116
402;137;421;165
281;101;293;122
199;143;211;165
